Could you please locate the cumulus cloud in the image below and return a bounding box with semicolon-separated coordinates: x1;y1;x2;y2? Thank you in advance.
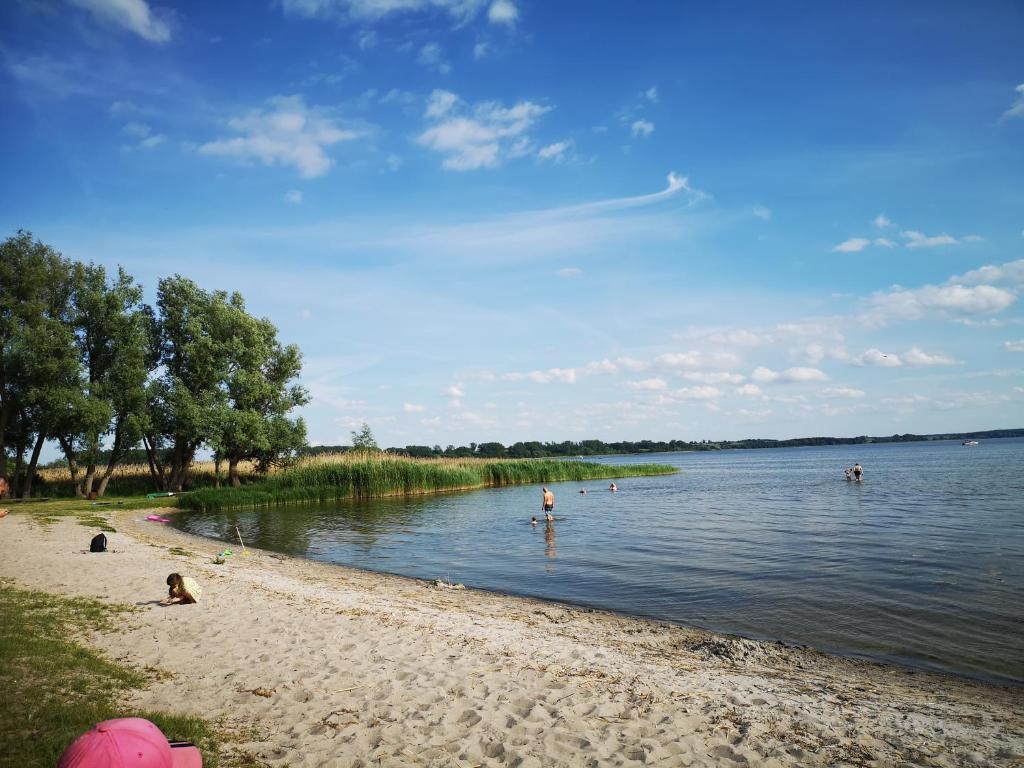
867;283;1016;323
1003;340;1024;352
504;368;577;384
284;189;303;205
833;237;870;253
198;95;362;178
656;350;742;370
629;377;668;391
70;0;171;43
417;90;551;170
537;140;572;162
121;121;165;149
735;383;762;397
556;267;582;278
752;205;772;221
631;119;655;138
444;383;465;398
752;366;828;383
281;0;495;25
488;0;518;25
852;348;902;367
418;42;450;73
874;213;892;229
1002;82;1024;120
822;387;865;398
951;259;1024;287
681;371;745;385
903;347;958;366
901;230;958;248
874;237;896;248
672;385;721;400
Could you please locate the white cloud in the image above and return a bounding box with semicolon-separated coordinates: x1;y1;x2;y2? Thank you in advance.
473;42;490;59
903;347;958;366
644;86;658;103
504;368;577;384
752;366;827;383
822;387;865;399
425;89;459;119
284;189;303;205
735;383;762;397
538;140;571;162
672;385;721;400
281;0;490;24
120;121;165;149
488;0;518;25
874;237;896;248
1001;82;1024;120
70;0;171;43
556;267;582;278
402;402;425;412
874;213;892;229
418;92;551;170
355;29;377;49
198;95;362;178
444;383;465;398
1003;340;1024;352
951;258;1024;287
629;377;668;391
656;350;742;370
139;134;165;148
833;237;870;253
853;348;902;367
752;205;772;221
901;230;958;248
631;119;654;138
681;371;745;385
418;42;450;73
868;283;1016;323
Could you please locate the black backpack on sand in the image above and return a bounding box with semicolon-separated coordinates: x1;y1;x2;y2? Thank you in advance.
90;533;107;553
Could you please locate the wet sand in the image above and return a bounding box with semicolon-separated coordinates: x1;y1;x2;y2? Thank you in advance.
2;511;1021;767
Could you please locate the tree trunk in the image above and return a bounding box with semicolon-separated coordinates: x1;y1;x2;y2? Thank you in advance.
0;400;9;483
21;431;45;499
58;435;82;495
214;455;222;488
11;438;26;498
143;434;166;491
81;462;97;498
228;457;241;487
96;438;122;498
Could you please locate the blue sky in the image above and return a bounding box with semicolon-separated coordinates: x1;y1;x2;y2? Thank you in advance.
2;0;1023;449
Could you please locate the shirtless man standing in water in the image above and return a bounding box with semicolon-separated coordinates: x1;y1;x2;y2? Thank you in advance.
541;487;555;521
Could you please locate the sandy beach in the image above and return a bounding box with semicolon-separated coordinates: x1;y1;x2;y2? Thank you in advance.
3;510;1021;767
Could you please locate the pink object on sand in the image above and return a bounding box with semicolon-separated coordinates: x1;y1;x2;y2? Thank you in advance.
58;717;202;768
146;515;171;523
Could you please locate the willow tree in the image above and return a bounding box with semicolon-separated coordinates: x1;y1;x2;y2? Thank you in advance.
215;313;308;486
144;276;307;491
0;231;78;497
56;263;152;497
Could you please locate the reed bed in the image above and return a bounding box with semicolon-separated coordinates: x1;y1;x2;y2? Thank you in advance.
179;454;676;512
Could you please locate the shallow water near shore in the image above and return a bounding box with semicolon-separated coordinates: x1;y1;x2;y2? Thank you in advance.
175;438;1024;685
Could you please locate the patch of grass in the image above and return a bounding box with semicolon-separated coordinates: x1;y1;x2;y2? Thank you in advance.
180;454;677;512
0;580;222;768
76;514;117;533
168;547;193;557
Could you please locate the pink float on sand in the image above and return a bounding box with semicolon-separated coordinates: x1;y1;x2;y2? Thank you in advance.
145;515;172;523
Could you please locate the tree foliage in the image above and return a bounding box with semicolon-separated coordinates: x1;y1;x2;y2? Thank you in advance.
0;232;308;497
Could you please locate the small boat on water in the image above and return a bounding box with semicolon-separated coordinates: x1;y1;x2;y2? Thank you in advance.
962;439;979;446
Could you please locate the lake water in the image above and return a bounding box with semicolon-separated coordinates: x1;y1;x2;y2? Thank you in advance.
174;438;1024;685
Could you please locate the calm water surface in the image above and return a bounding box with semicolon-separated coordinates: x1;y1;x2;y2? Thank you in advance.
175;439;1024;684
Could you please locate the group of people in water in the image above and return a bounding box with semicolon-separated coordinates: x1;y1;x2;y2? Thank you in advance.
531;482;618;525
844;463;864;482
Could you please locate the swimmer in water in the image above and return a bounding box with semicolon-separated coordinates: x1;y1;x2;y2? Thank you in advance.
844;468;853;481
852;463;863;482
579;489;587;495
531;516;538;526
609;482;617;492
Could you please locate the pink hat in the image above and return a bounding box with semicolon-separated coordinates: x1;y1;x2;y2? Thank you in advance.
58;718;202;768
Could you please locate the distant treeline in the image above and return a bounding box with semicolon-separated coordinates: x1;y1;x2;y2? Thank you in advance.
296;428;1024;460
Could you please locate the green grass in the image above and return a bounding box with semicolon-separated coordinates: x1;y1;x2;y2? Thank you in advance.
0;581;222;768
180;455;676;512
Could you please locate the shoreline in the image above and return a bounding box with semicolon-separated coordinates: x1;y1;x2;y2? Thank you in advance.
4;510;1022;767
172;512;1022;690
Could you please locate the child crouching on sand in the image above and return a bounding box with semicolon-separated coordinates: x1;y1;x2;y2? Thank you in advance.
160;573;202;605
